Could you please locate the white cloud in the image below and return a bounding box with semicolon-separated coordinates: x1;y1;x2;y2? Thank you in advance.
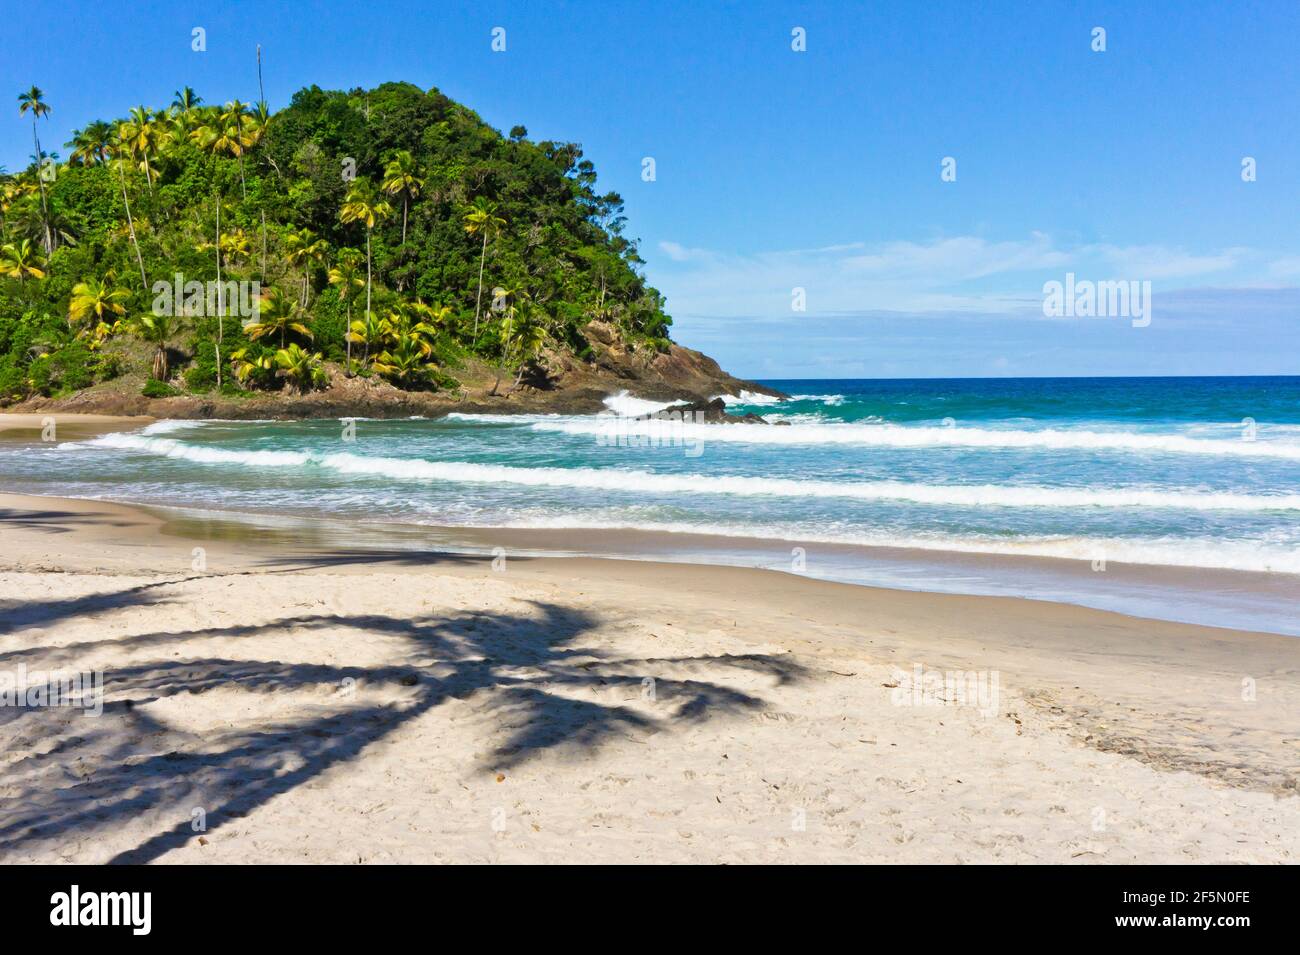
651;233;1282;320
1091;244;1244;280
1267;256;1300;278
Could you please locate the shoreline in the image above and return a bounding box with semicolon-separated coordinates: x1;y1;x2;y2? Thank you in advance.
0;490;1297;862
4;412;1299;636
0;412;158;442
11;486;1300;636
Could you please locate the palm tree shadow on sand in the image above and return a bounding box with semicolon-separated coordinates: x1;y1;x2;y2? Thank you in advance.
0;596;808;864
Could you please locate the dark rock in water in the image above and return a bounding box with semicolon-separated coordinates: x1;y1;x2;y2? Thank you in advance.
654;396;768;425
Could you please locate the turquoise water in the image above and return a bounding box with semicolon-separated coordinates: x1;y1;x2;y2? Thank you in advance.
3;376;1298;629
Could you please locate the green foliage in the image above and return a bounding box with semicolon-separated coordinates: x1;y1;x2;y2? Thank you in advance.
0;80;673;404
142;378;179;398
184;349;217;391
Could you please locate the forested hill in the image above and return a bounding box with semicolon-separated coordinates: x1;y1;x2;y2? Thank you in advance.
0;81;768;414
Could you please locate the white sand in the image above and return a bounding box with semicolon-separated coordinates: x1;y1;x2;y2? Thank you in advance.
0;493;1296;863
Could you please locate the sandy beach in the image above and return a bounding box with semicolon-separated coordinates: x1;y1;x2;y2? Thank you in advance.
0;412;155;442
1;461;1297;863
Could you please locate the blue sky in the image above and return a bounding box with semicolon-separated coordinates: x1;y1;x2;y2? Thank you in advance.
3;0;1297;377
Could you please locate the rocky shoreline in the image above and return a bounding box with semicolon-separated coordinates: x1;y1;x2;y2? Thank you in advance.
9;324;786;422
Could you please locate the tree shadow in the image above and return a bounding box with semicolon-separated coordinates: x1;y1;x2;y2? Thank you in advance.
0;578;186;635
254;548;517;572
0;507;143;534
0;600;807;864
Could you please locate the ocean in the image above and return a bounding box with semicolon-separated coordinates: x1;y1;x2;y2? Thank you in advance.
4;376;1298;634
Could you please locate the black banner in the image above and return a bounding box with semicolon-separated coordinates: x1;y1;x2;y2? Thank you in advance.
0;865;1280;940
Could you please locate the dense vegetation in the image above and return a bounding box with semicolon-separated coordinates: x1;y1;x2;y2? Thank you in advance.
0;82;673;403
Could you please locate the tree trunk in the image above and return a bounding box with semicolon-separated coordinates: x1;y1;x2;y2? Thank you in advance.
345;302;354;377
365;229;373;355
32;120;52;254
472;232;487;339
402;198;408;244
215;195;223;389
118;163;148;289
508;362;528;393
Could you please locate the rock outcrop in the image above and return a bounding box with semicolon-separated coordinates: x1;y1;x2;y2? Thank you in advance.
12;320;787;422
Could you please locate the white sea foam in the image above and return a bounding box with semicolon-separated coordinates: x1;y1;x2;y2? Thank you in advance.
788;393;845;406
444;412;566;423
84;434;1300;511
93;434;314;467
602;391;677;416
716;390;783;406
529;418;1300;459
138;420;201;436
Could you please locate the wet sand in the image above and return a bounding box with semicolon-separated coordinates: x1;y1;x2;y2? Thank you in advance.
0;413;155;443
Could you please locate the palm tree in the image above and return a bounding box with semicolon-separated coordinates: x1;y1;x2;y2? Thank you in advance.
379;302;438;359
381;150;424;244
106;134;148;289
1;236;44;281
245;102;270;151
284;227;327;308
190;101;255;196
408;299;453;334
274;343;327;394
245;100;273;275
17;86;52;253
463;198;506;339
66;121;113;166
339;178;393;347
164;89;203;147
222;100;255;196
68;275;130;325
172;87;202;114
120;106;164;196
0;180;21;239
328;249;365;375
219;227;252;266
244;287;312;348
0;239;46;282
497;305;547;394
347;311;384;370
373;335;433;389
212;192;225;388
4;190;74;249
229;343;274;386
135;313;182;380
